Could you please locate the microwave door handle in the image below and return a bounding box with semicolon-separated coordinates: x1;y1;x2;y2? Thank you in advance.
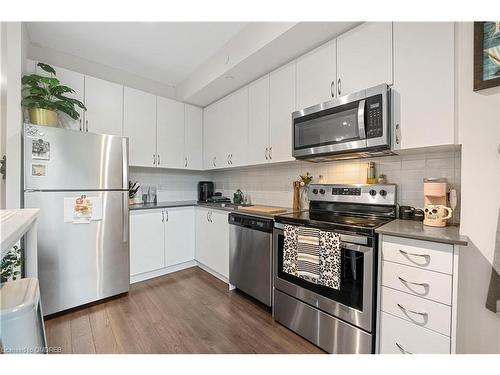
357;99;366;140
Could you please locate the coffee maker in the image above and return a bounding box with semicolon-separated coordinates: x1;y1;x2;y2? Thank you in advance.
198;181;214;202
423;178;452;227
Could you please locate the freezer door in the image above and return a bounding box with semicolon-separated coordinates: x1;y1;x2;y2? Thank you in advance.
24;190;129;316
24;124;128;191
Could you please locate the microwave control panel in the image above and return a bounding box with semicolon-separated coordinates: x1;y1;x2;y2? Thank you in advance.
365;94;383;139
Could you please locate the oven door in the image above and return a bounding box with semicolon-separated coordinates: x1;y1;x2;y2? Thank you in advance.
292;84;389;159
273;224;375;332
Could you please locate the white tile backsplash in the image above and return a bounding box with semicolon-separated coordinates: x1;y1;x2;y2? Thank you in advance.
129;150;462;223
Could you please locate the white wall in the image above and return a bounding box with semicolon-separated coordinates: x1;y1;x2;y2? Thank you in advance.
27;43;177;100
455;22;500;353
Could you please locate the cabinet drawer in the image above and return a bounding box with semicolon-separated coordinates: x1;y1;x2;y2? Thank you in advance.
381;286;451;336
380;312;450;354
382;236;453;274
382;261;452;305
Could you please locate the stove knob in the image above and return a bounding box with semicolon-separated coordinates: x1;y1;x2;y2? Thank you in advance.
369;189;377;197
319;188;326;195
312;188;319;195
379;189;387;197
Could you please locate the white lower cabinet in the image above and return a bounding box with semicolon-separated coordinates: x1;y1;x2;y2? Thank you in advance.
195;208;229;279
130;210;165;276
130;207;195;279
379;235;458;354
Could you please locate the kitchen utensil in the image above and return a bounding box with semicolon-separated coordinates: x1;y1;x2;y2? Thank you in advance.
424;204;453;227
293;181;300;211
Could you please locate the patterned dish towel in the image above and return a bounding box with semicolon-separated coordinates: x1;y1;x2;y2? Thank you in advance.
283;224;341;290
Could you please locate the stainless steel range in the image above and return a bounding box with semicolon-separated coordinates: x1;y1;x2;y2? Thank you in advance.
273;184;397;353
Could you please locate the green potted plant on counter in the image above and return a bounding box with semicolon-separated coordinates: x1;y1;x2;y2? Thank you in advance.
21;62;87;127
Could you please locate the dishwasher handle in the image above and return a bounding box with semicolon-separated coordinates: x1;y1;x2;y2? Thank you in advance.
228;213;274;233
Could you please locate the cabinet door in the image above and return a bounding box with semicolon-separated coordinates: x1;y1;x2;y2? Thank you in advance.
209;210;230;278
296;40;336;110
337;22;393;96
84;76;123;136
203;103;218;169
229;86;249;167
130;210;165;276
217;95;233;168
36;63;85;131
269;62;296;163
393;22;454;150
195;208;212;265
157;96;185;168
247;75;270;165
123;87;157;167
164;207;195;266
184;104;203;170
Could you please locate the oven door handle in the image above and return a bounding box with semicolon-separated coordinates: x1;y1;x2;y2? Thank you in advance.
340;242;372;253
357;99;366;140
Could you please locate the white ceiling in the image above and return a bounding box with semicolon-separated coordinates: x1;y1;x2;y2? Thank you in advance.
26;22;248;87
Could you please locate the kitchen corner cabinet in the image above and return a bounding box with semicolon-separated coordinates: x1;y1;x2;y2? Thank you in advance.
392;22;455;150
337;22;393;96
130;207;195;277
123;87;157;167
203;102;218;169
35;62;85;131
157;96;185;168
84;76;124;136
195;208;229;279
296;40;336;110
184;104;203;170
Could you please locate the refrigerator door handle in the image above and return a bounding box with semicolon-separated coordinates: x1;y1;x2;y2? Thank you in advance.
122;138;129;190
122;192;129;243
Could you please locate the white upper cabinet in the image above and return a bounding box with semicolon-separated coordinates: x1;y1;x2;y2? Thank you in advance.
184;104;203;170
248;75;270;165
156;96;185;168
35;63;85;131
217;95;233;167
203;102;218;169
84;76;123;136
228;86;249;167
296;40;336;110
269;62;296;163
393;22;455;150
164;207;195;267
337;22;393;96
123;87;157;167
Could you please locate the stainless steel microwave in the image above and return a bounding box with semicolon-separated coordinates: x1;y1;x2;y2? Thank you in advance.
292;84;393;162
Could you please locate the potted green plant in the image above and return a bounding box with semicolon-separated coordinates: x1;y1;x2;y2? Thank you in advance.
0;245;22;284
21;62;87;127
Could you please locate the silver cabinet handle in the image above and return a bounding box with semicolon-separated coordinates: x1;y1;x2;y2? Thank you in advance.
395;342;413;354
153;154;156;166
397;303;428;317
157;154;160;165
165;210;168;222
230;154;233;165
399;249;430;259
184;157;188;168
337;78;341;96
330;81;335;97
79;119;82;131
227;154;229;165
213;157;216;167
395;123;401;145
206;212;210;222
398;276;429;288
161;211;165;222
85;120;89;132
269;147;272;160
265;147;269;160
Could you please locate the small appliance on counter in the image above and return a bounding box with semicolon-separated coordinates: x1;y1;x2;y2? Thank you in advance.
423;178;452;227
207;192;231;203
198;181;214;202
399;205;424;221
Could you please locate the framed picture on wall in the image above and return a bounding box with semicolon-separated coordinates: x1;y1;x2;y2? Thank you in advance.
474;21;500;91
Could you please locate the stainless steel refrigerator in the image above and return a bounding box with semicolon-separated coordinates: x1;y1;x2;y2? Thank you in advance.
23;124;129;316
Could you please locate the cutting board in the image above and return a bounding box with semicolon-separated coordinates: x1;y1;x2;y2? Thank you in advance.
238;205;288;214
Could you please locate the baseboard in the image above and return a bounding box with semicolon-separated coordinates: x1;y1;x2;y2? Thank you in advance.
195;261;229;284
130;260;197;284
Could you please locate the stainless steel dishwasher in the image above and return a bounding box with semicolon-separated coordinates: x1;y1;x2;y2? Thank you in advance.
229;213;274;306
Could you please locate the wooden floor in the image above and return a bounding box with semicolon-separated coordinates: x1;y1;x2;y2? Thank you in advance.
45;266;324;354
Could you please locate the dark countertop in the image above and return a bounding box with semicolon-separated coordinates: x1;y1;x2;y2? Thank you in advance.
129;201;300;218
375;219;469;246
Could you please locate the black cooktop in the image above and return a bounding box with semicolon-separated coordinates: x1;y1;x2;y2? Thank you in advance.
275;210;394;235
